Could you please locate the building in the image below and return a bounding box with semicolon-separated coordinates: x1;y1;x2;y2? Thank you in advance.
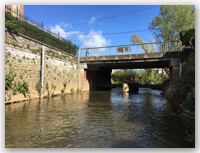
5;5;24;20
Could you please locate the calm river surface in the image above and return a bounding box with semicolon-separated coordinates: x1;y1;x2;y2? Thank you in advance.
5;88;189;148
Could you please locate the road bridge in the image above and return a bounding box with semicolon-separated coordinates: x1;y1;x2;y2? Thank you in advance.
78;41;183;91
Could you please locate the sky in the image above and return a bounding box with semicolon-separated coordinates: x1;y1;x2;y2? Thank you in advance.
24;5;160;50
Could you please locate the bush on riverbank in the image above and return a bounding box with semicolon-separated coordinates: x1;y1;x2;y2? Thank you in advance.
163;28;195;147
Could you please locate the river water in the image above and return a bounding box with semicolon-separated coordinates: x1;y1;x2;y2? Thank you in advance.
5;88;189;148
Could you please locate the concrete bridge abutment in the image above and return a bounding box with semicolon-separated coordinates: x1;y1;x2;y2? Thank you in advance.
169;58;182;84
79;63;112;91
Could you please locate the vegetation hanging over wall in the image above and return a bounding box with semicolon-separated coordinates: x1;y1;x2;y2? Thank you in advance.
5;11;78;55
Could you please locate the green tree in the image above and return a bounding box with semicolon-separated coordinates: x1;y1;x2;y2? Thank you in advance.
148;5;195;41
131;34;155;53
111;69;168;85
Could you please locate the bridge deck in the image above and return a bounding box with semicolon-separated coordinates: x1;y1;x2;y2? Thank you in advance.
80;52;182;69
80;52;182;62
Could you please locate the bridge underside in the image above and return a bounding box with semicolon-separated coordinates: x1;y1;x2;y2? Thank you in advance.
87;59;171;70
81;52;182;70
79;52;182;91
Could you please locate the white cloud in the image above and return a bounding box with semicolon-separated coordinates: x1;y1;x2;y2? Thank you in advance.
60;22;73;29
50;25;67;35
88;17;96;24
50;25;79;39
78;30;111;48
49;25;111;49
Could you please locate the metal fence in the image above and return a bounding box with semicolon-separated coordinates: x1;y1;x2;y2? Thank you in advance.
5;5;66;41
79;41;182;57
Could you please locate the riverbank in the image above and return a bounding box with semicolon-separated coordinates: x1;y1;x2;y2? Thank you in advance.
162;50;195;147
5;90;89;105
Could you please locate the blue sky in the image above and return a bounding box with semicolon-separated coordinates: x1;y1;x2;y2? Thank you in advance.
24;5;160;50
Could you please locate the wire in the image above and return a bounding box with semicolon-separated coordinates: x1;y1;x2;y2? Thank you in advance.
51;5;159;28
60;29;149;36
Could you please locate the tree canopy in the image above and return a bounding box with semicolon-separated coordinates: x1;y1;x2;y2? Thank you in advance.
148;5;195;41
131;34;155;53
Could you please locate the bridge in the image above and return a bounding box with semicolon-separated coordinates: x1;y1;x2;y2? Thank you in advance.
78;41;183;91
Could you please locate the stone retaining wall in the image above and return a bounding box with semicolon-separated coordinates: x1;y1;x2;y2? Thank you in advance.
5;29;79;103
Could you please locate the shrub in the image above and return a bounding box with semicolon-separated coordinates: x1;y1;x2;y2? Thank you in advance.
11;42;22;48
29;48;42;54
77;88;82;92
61;89;65;94
47;90;51;96
35;80;42;93
12;81;29;96
5;60;9;65
27;44;30;49
18;81;29;96
51;84;56;90
5;72;16;90
45;82;49;90
63;82;67;89
70;88;74;93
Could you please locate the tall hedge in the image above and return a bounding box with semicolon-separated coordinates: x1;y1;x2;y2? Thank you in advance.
5;12;77;55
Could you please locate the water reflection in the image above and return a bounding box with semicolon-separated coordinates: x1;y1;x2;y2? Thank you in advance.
5;89;189;148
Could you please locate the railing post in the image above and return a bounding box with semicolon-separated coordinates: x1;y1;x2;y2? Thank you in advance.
168;42;169;52
164;42;165;52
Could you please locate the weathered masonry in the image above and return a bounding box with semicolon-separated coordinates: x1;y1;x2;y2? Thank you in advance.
5;29;84;103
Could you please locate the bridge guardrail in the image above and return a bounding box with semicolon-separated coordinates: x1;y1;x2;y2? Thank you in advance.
79;41;182;57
